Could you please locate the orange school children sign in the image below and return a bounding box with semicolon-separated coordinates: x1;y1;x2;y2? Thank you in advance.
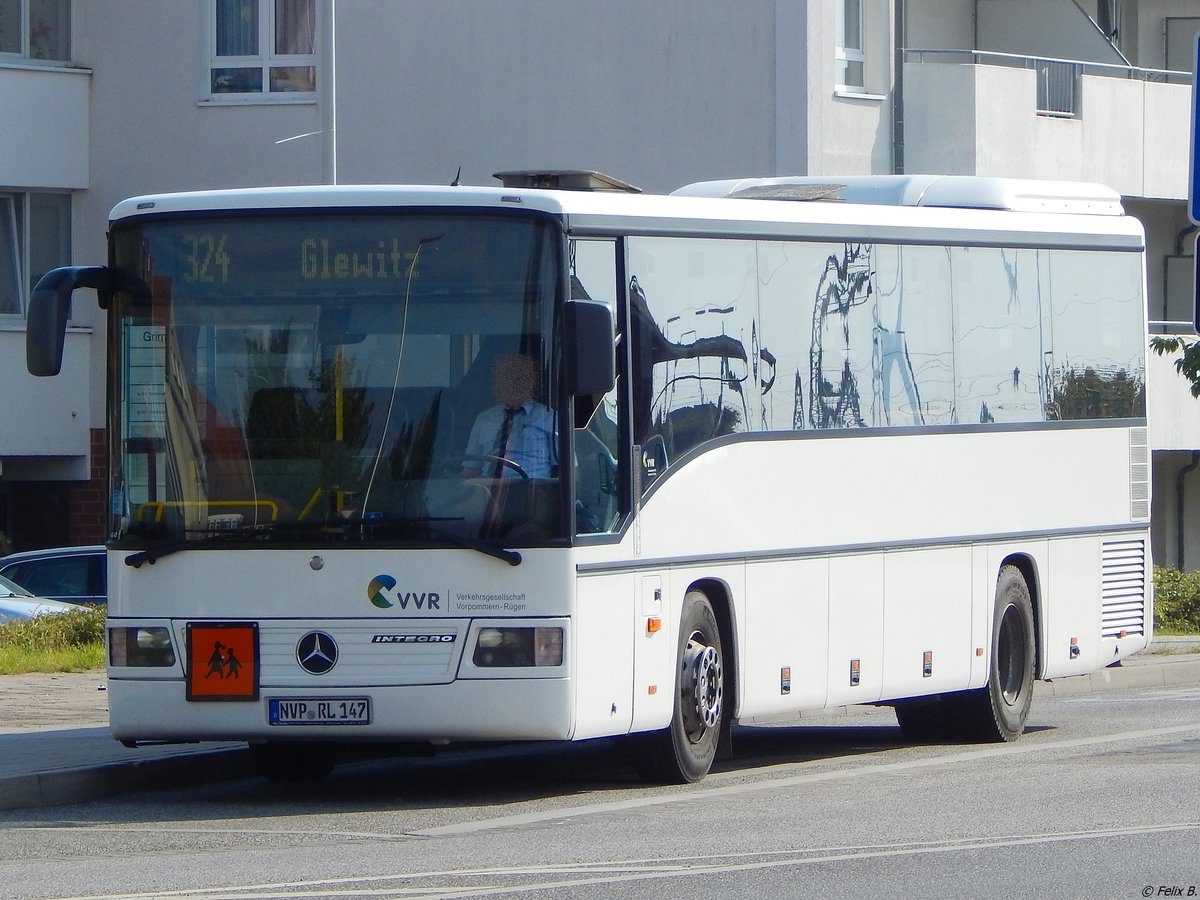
186;622;259;700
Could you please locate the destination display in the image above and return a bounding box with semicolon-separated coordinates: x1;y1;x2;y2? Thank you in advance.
115;214;548;299
181;230;423;285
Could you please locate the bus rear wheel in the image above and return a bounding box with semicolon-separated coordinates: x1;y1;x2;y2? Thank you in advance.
630;591;726;784
958;565;1036;742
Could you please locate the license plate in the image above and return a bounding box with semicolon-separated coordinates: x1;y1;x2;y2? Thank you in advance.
268;697;371;726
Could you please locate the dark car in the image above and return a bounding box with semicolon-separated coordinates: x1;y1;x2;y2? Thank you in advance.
0;545;106;606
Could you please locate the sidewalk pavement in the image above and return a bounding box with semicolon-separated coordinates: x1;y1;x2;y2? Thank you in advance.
1;639;1198;812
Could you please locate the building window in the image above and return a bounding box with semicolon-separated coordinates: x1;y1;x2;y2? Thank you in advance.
0;196;20;315
0;0;70;61
209;0;316;99
0;192;71;317
835;0;865;92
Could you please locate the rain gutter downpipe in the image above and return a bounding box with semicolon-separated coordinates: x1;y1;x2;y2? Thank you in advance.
892;0;905;174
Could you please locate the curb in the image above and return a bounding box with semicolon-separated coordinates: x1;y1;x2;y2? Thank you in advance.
1036;653;1200;698
2;654;1197;813
0;746;253;813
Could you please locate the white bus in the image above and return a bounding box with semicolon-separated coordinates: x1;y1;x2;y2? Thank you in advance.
28;172;1151;783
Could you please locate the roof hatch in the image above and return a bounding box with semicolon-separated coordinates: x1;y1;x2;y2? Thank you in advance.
492;170;642;193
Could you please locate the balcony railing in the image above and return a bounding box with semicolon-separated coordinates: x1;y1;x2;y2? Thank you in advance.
905;49;1190;118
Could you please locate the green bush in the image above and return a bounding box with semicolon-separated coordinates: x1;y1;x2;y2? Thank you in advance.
1153;566;1200;634
0;607;106;673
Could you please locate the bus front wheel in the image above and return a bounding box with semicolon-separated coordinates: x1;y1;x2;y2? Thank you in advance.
630;591;726;784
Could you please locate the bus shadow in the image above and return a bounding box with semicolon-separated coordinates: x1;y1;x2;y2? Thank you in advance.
214;719;1054;812
245;720;928;809
40;719;1057;827
169;719;927;813
717;720;1056;773
715;721;909;773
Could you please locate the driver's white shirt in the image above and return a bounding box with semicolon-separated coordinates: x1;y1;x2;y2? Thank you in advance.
464;401;558;478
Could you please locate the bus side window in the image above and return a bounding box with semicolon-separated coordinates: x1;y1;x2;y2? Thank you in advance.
575;399;620;533
629;276;661;459
570;238;623;534
627;237;756;488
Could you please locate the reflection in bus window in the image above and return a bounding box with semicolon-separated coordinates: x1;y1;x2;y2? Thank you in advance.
570;239;623;534
628;238;755;483
627;234;1146;494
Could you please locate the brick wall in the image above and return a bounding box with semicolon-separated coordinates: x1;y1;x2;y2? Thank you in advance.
67;428;108;545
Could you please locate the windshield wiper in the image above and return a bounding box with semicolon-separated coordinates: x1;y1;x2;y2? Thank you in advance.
422;525;522;566
358;516;522;565
123;529;256;567
124;518;522;567
123;521;348;567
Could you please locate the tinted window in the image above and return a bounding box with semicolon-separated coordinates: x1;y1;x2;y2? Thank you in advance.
626;235;1145;487
1;554;104;602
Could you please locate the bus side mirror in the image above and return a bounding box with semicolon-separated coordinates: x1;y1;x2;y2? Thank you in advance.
26;266;111;376
564;300;616;396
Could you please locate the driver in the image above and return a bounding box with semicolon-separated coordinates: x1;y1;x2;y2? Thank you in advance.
461;353;558;479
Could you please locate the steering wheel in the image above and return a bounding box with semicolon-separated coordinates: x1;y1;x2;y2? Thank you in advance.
460;453;530;480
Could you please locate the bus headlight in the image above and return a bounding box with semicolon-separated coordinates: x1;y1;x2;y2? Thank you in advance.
472;627;563;667
109;626;176;667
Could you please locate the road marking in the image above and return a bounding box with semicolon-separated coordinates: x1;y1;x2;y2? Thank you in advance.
20;721;1200;847
413;720;1200;836
28;721;1200;900
43;821;1200;899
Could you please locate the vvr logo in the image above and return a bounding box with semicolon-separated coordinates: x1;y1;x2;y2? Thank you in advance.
368;574;441;611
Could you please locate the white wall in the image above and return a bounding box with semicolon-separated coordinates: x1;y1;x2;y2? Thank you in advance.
903;59;1189;197
901;62;977;173
333;0;782;193
0;329;89;471
0;65;89;188
805;0;893;175
775;0;812;175
1148;343;1200;453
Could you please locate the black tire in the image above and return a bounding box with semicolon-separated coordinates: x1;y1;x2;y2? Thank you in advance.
251;741;338;782
630;591;726;784
957;565;1036;742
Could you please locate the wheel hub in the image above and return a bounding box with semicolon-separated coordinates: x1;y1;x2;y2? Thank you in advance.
684;639;723;732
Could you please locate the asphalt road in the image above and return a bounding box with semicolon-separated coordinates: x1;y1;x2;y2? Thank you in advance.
1;679;1197;900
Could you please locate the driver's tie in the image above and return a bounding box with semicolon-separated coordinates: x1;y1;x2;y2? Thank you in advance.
493;407;518;477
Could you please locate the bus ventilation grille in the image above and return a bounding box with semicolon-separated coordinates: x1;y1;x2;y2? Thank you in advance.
1129;427;1150;520
1101;538;1146;638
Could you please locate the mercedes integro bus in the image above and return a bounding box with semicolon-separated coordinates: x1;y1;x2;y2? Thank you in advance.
27;171;1151;783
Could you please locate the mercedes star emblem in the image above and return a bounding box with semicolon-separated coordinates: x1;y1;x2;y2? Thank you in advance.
296;631;338;675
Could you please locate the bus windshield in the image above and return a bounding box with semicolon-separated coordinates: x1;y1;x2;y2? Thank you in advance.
108;211;567;548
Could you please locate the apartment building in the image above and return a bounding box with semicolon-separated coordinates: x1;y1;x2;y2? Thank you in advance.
2;0;1196;567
